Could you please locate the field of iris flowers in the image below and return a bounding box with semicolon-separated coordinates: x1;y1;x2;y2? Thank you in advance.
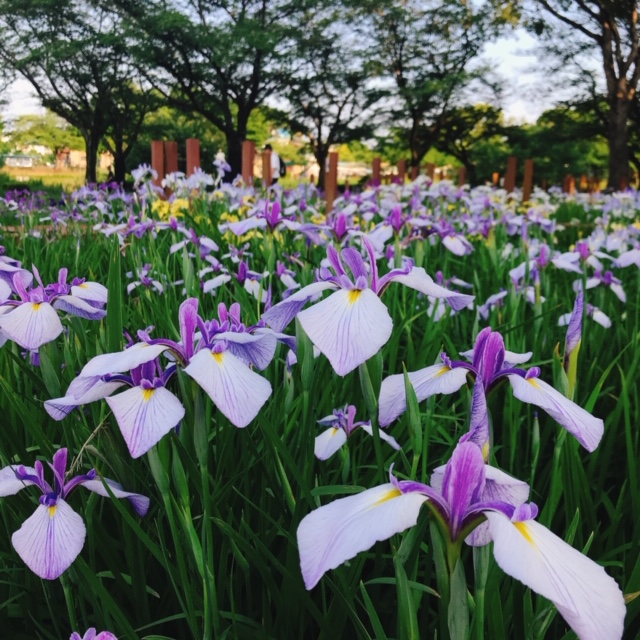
0;167;638;640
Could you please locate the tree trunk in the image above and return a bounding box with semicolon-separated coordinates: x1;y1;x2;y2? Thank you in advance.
607;98;631;190
83;131;100;184
315;147;329;191
465;161;477;186
113;143;127;184
226;130;243;180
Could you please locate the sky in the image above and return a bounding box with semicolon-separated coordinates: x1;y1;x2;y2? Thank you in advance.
1;29;556;125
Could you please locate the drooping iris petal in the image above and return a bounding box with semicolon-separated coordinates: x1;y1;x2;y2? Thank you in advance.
184;348;272;428
378;364;469;426
0;302;63;350
298;288;392;376
360;424;401;451
387;267;475;311
203;273;231;294
314;428;348;460
80;477;150;516
105;386;185;458
615;248;640;268
11;500;86;580
442;235;473;256
0;465;39;496
227;217;268;235
261;281;338;332
297;483;428;589
70;282;108;306
45;378;125;420
486;512;626;640
214;330;277;370
0;262;33;290
80;343;169;377
0;278;12;302
508;375;604;452
53;295;107;320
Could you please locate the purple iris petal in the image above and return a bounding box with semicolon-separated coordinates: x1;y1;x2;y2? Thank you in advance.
565;290;583;360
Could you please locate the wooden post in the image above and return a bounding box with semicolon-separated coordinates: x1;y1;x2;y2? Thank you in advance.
619;175;629;191
262;150;272;187
372;157;381;183
458;166;467;187
242;140;255;185
522;159;534;202
492;171;500;187
151;140;165;188
410;165;419;180
563;174;575;194
426;162;435;180
186;138;201;176
325;151;338;213
164;141;179;175
504;156;517;193
397;159;406;182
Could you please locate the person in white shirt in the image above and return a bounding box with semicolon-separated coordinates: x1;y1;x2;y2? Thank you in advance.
264;144;281;186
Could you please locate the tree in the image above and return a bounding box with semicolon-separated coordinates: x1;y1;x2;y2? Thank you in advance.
125;106;227;175
8;111;85;156
0;0;157;183
109;0;319;178
275;14;385;189
526;0;640;189
359;0;502;171
435;104;504;184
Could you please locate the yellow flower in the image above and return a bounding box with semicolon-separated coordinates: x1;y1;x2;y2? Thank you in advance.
151;200;171;219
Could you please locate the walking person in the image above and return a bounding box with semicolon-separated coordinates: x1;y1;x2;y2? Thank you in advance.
264;144;282;186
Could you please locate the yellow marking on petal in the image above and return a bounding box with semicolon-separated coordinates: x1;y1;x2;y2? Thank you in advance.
212;352;224;364
78;283;88;289
32;303;42;311
514;521;537;548
527;378;540;389
348;289;363;304
48;506;57;518
435;365;451;377
372;487;402;507
142;388;155;402
481;441;490;462
330;428;339;437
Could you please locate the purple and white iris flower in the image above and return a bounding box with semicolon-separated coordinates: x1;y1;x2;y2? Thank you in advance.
126;264;167;295
223;199;323;241
0;448;149;579
0;267;107;351
70;630;117;640
298;442;625;640
45;299;279;457
559;303;612;329
315;405;400;460
378;327;604;452
573;270;626;303
262;239;474;376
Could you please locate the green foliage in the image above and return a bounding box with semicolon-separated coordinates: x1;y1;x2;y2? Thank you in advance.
7;111;84;157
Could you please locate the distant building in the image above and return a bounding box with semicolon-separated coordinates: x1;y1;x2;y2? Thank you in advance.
3;154;43;168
